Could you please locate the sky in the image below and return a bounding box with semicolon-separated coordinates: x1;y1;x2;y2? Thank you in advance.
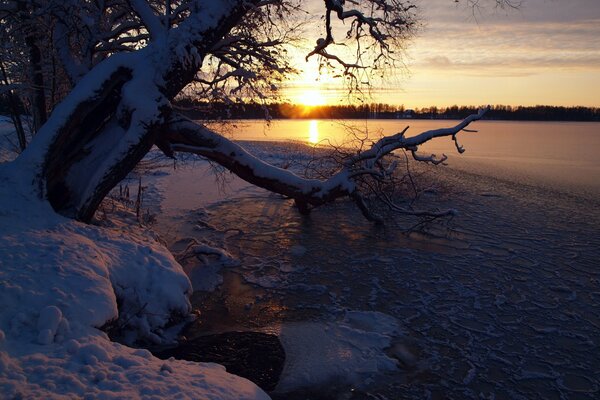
283;0;600;108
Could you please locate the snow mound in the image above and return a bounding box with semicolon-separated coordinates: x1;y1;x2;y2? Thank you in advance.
0;333;268;399
0;161;268;399
274;311;401;393
0;168;192;344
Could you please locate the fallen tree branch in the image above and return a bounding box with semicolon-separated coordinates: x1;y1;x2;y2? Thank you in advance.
161;107;489;220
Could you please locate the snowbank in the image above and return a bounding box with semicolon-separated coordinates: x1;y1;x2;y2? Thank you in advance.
0;160;269;399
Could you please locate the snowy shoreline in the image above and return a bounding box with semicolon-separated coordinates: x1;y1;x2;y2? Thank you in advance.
0;153;269;398
2;135;600;399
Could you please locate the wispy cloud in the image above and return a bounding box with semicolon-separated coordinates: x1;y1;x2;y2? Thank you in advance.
409;1;600;77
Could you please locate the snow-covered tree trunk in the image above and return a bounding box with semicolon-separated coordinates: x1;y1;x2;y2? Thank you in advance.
17;0;257;222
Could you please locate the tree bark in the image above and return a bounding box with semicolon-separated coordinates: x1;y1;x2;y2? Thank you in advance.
25;33;47;133
23;1;259;222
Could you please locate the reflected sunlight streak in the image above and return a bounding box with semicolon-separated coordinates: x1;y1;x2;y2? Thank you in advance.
308;120;319;144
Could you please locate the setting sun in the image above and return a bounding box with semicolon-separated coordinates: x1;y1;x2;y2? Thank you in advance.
297;89;327;107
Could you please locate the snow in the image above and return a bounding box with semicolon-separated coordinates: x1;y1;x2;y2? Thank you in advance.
36;306;65;345
0;333;267;399
0;143;269;398
187;242;240;292
0;167;191;343
273;311;401;392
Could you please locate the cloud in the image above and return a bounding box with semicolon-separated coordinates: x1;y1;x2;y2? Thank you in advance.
419;0;600;24
424;56;453;67
407;16;600;77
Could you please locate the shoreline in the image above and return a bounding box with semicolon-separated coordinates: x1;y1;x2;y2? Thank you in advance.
203;117;600;123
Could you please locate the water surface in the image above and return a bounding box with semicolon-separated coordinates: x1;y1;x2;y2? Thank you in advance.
215;119;600;197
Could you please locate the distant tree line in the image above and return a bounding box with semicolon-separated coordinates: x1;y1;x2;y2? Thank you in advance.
173;100;600;122
3;96;599;123
419;104;600;122
174;99;405;120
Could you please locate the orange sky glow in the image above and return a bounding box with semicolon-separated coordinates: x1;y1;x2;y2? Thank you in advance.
283;0;600;108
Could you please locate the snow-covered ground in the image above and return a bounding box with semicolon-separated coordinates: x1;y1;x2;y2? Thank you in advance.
0;124;268;399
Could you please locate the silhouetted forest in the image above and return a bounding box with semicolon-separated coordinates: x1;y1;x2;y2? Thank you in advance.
175;100;600;122
2;96;599;122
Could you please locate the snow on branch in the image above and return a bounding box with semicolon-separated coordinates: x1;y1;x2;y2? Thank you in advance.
165;116;355;206
346;106;489;168
402;107;489;147
128;0;166;40
162;107;489;221
410;149;447;165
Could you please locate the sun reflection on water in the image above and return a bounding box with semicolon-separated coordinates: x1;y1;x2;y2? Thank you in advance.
308;120;319;144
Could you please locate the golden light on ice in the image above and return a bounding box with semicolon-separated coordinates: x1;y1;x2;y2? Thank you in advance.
308;120;319;144
298;89;326;107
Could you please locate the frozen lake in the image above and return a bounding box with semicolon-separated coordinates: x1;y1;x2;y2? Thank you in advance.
214;119;600;198
145;120;600;399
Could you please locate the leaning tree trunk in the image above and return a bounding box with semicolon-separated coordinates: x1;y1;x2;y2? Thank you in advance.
15;1;255;222
159;109;488;221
